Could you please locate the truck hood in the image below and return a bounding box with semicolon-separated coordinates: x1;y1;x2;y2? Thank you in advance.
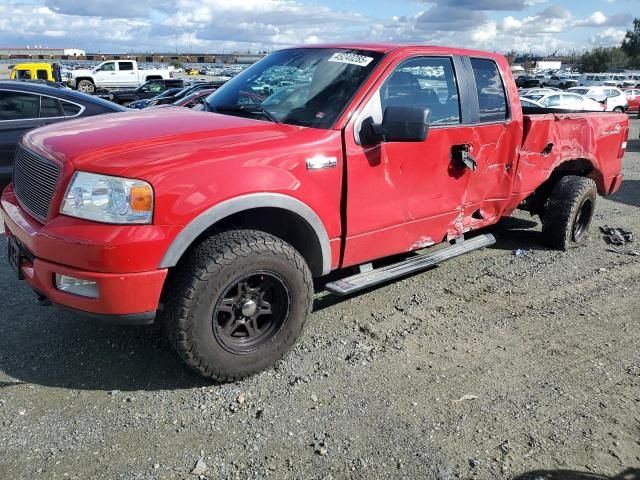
23;108;305;175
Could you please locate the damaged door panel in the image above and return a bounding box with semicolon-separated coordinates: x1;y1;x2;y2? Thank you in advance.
342;55;474;267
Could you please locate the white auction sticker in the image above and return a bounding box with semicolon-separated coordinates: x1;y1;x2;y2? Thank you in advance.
328;52;374;67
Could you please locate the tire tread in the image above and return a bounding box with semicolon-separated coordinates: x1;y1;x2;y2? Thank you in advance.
163;230;313;382
541;175;597;250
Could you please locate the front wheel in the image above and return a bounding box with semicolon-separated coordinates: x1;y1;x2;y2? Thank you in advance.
162;230;313;381
613;106;624;113
77;79;95;93
541;176;597;250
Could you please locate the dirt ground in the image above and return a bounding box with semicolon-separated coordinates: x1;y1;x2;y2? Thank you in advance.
1;120;639;480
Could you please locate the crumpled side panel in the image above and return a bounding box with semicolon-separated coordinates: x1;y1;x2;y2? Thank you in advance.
506;112;626;213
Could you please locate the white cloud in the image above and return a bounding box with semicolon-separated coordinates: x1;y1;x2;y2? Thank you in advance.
471;21;498;43
0;0;634;56
590;27;626;46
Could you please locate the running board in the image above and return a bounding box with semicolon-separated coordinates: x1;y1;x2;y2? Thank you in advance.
325;234;496;296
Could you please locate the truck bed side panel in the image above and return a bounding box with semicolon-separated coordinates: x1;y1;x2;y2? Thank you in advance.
507;112;627;212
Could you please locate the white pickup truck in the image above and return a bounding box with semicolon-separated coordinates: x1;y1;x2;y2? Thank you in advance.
69;60;173;93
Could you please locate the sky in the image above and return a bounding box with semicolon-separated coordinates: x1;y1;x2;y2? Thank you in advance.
0;0;636;55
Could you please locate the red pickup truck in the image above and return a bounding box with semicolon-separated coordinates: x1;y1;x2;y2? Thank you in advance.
1;44;629;381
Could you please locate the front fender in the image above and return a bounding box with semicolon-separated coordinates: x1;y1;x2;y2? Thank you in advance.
159;193;332;276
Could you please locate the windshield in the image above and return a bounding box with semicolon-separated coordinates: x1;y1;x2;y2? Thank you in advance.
205;48;383;128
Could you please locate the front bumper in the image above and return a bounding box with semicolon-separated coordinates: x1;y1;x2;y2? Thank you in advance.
2;185;170;321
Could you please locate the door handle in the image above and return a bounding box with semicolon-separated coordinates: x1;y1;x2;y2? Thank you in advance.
451;144;477;172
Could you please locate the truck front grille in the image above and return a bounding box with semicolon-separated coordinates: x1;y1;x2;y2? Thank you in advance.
13;145;60;223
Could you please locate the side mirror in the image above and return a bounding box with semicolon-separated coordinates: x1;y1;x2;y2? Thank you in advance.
361;106;431;145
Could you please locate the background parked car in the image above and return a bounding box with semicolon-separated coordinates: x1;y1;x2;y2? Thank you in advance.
603;75;635;88
125;87;185;109
623;88;640;114
10;63;64;83
172;88;216;109
546;75;579;89
519;97;543;108
515;75;542;89
0;81;126;186
523;92;605;111
107;79;184;105
518;87;561;99
567;86;628;112
143;82;225;108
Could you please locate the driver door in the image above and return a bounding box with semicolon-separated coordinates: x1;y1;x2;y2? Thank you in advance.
342;55;474;267
93;62;116;88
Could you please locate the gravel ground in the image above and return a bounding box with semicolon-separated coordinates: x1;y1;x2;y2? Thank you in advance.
1;119;639;480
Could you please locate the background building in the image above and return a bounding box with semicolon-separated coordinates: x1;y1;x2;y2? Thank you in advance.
0;47;86;58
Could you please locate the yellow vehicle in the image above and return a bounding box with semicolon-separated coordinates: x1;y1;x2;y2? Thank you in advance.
187;68;200;75
10;63;62;82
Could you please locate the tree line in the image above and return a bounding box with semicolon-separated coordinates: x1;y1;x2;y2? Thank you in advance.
580;18;640;72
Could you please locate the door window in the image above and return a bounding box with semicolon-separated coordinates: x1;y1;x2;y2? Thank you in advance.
379;57;461;126
470;58;508;122
60;100;82;117
119;62;134;71
36;69;49;80
97;63;115;72
40;96;64;118
0;91;40;120
562;94;583;107
143;81;162;93
15;69;32;80
542;95;561;107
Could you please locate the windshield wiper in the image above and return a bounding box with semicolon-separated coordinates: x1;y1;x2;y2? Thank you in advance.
214;104;280;123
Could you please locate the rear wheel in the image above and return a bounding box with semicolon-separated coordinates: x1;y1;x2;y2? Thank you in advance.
541;176;597;250
162;230;314;381
613;106;624;113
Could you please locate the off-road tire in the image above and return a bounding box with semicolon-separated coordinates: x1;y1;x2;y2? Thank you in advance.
163;230;314;382
77;79;95;93
542;175;597;250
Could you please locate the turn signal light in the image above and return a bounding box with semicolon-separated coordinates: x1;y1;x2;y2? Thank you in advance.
129;185;153;212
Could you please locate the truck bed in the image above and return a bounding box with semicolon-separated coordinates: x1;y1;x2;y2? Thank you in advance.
512;110;628;202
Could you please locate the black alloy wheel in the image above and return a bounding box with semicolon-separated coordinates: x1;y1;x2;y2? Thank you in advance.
213;271;291;354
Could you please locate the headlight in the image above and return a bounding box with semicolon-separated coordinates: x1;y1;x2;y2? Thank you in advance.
60;172;153;224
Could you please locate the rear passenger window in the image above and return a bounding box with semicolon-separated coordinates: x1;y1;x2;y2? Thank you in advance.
543;95;561;107
37;69;49;80
61;101;82;117
0;91;39;120
470;58;508;123
15;70;32;80
40;96;64;118
563;95;582;107
119;62;134;71
381;57;460;125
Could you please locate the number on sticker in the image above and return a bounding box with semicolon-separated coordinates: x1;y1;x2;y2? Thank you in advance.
328;53;374;67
